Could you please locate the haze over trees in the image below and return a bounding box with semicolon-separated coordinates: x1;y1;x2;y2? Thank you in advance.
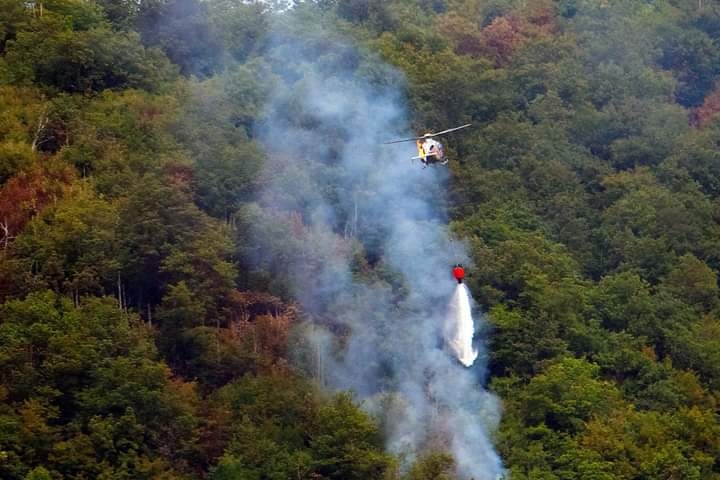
1;0;720;479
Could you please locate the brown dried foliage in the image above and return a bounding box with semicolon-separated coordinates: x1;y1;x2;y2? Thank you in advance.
0;162;75;248
438;1;556;65
693;87;720;127
226;289;298;360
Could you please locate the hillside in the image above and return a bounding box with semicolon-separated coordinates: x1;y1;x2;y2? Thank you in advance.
1;1;720;479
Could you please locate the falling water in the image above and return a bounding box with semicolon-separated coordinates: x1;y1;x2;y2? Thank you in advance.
444;283;479;367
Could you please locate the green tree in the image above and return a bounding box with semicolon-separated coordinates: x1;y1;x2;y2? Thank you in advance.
405;452;454;480
11;185;119;299
0;291;200;479
118;174;236;313
4;12;174;93
210;375;395;480
660;253;719;312
520;357;621;434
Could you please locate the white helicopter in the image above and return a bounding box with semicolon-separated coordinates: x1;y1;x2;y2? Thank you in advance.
384;124;471;166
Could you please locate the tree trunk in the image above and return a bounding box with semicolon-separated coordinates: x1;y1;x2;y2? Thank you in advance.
0;219;10;250
216;317;221;361
117;273;125;311
30;114;48;153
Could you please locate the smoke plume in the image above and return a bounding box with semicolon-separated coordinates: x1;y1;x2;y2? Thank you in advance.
246;9;504;479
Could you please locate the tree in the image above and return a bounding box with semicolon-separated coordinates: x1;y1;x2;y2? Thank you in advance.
661;253;719;312
0;161;74;251
659;26;720;107
520;357;621;434
210;375;395;480
135;0;224;77
589;271;654;332
579;406;720;479
0;0;30;54
10;185;119;300
174;65;269;219
118;174;235;312
599;170;720;282
206;0;268;63
4;16;175;93
405;452;454;480
693;84;720;126
0;291;200;479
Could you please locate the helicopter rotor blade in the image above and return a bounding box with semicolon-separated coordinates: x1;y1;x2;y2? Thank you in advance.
383;123;471;144
383;136;423;144
427;123;472;137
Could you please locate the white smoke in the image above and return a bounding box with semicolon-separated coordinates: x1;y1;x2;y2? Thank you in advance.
246;10;504;479
445;284;479;367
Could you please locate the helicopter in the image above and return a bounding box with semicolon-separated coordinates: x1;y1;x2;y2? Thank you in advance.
384;124;471;166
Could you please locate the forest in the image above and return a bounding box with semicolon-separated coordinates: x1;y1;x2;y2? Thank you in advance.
1;0;720;479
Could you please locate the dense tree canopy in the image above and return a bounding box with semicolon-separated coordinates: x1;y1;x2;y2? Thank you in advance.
2;0;720;479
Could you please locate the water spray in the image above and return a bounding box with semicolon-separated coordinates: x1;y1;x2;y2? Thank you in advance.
445;266;478;367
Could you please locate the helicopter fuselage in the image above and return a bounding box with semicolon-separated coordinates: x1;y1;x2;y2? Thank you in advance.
415;138;447;165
